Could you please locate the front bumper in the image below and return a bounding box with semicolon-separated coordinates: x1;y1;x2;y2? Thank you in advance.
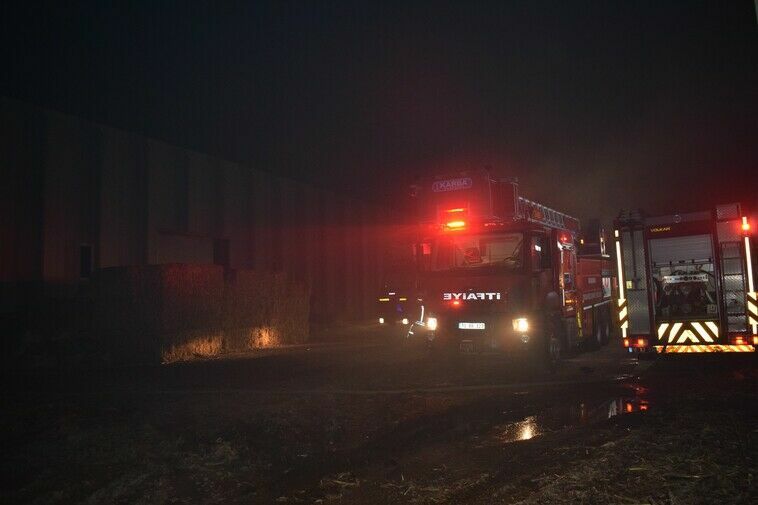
421;313;538;352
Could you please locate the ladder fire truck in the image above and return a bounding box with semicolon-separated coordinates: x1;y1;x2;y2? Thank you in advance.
613;203;756;353
400;169;614;365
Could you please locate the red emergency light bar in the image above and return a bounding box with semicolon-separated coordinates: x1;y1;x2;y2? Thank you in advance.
442;207;469;230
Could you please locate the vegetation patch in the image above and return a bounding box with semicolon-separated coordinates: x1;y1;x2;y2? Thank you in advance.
93;264;309;363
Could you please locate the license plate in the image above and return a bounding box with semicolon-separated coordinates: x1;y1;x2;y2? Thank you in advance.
460;340;474;353
458;322;485;330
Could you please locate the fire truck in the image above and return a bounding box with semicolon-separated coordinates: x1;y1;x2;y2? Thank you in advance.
613;203;756;353
402;169;614;365
376;230;418;327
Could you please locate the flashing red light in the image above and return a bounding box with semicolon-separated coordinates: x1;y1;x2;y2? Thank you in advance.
639;403;649;412
446;208;465;213
452;300;461;307
446;220;466;229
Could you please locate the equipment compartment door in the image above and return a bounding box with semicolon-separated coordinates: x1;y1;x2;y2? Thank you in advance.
648;234;719;326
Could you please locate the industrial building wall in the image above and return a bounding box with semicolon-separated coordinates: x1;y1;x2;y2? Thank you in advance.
0;98;46;313
1;97;387;320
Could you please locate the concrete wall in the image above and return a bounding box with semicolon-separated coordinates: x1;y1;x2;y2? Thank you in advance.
1;97;386;320
0;99;46;313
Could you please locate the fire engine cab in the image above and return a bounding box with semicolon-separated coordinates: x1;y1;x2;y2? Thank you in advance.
405;169;614;365
614;203;756;353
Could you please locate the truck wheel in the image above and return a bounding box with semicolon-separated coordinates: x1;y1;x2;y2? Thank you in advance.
600;308;611;345
593;310;603;348
545;316;563;371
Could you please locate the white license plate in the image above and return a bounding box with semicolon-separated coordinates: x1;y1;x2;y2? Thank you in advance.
458;322;485;330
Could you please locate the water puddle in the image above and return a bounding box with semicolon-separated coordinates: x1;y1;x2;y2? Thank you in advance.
492;388;650;444
495;415;541;442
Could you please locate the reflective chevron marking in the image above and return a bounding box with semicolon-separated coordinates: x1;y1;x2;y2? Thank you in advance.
676;329;698;344
668;322;683;343
657;321;719;344
691;322;716;343
617;299;628;329
657;323;669;340
747;292;758;326
655;344;754;353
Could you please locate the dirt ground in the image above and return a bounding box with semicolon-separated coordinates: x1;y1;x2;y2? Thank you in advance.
1;333;755;504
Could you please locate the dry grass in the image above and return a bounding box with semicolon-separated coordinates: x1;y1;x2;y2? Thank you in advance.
248;326;280;348
93;265;310;363
493;409;756;505
161;334;223;363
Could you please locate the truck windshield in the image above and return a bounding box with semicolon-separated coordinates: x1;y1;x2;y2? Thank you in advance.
432;233;523;271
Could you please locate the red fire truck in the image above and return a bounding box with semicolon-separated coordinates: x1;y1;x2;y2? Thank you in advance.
403;169;614;365
613;203;756;353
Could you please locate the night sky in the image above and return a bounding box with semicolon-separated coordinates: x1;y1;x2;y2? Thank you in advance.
3;1;756;223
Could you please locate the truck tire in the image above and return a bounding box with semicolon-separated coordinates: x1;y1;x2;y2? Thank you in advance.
545;316;563;372
583;309;602;350
600;307;611;345
593;310;604;348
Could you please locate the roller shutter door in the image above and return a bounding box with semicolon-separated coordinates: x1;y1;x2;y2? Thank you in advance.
648;234;713;265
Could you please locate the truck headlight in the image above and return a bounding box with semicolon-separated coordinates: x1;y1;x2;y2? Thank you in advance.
512;317;529;333
427;317;438;331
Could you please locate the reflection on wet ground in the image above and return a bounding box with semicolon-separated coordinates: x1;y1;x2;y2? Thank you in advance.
493;385;650;444
495;415;540;442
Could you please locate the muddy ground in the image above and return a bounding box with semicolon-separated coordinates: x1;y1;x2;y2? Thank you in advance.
2;333;755;504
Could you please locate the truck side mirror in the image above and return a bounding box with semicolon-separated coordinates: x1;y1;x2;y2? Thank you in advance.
563;272;574;290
